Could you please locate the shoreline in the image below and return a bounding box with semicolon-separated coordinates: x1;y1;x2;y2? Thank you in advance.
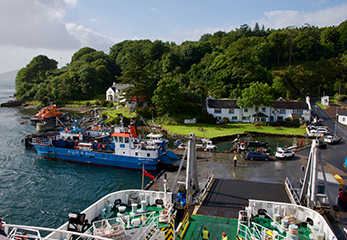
1;100;315;141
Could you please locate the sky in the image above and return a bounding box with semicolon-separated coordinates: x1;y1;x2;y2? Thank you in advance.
0;0;346;74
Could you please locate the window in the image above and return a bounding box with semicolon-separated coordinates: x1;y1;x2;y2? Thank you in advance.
229;109;234;114
242;116;249;120
244;108;248;112
232;116;238;120
278;116;284;121
214;108;221;114
125;138;129;143
279;109;286;114
262;107;266;112
318;185;325;194
261;117;266;122
293;109;303;114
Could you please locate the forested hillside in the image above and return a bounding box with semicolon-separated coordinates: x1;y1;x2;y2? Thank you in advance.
15;20;347;118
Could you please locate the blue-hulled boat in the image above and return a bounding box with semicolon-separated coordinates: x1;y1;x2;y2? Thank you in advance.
31;120;180;170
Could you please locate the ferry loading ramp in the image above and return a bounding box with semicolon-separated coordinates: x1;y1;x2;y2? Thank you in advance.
197;178;290;218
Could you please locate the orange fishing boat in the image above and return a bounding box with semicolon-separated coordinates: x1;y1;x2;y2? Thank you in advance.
30;104;68;123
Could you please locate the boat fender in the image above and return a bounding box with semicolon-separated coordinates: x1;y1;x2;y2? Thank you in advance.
98;144;101;148
102;145;105;148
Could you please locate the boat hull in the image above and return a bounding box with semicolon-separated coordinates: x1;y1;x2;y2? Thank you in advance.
33;144;158;170
30;113;68;124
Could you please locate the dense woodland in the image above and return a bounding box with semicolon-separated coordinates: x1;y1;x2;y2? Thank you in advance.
15;20;347;121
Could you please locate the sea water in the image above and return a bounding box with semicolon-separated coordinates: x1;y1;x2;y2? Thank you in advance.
0;87;149;228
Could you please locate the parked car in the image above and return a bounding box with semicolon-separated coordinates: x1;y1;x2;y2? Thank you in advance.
309;128;329;135
244;151;270;161
177;143;187;150
275;149;295;159
324;135;341;144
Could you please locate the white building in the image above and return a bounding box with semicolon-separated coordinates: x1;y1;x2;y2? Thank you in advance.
206;97;271;123
338;110;347;125
206;97;311;123
271;99;311;122
106;82;133;103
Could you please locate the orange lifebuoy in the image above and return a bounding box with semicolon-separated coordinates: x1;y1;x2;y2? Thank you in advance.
102;145;105;148
159;146;163;151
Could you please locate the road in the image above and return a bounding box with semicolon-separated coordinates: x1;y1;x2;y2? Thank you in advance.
310;98;347;173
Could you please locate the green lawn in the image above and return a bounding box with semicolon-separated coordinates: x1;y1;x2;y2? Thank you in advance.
163;123;306;139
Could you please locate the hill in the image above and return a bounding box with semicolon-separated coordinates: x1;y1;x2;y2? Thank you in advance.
0;70;18;88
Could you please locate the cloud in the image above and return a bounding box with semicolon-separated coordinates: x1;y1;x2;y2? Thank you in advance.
0;0;114;51
89;18;99;23
150;8;157;11
0;0;79;50
66;23;115;52
0;0;114;73
254;2;347;29
64;0;79;8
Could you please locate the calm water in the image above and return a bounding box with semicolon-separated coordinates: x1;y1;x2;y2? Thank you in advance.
0;88;149;228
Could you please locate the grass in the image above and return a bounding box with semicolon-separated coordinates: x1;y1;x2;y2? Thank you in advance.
316;100;346;110
163;123;306;139
103;108;134;119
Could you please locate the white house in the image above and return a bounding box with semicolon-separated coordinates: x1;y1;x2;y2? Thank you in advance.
106;82;133;103
321;96;329;106
206;97;311;123
206;97;272;123
271;99;311;122
338;110;347;125
206;98;242;122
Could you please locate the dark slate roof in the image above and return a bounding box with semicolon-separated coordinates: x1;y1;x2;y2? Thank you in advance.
340;110;347;116
272;101;308;110
207;99;240;109
252;112;268;117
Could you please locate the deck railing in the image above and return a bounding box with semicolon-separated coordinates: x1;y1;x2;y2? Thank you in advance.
284;177;301;205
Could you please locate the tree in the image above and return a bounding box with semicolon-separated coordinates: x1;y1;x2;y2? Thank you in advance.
71;47;96;63
267;31;287;66
152;74;182;115
79;66;97;97
119;49;156;106
271;76;286;98
237;82;274;121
